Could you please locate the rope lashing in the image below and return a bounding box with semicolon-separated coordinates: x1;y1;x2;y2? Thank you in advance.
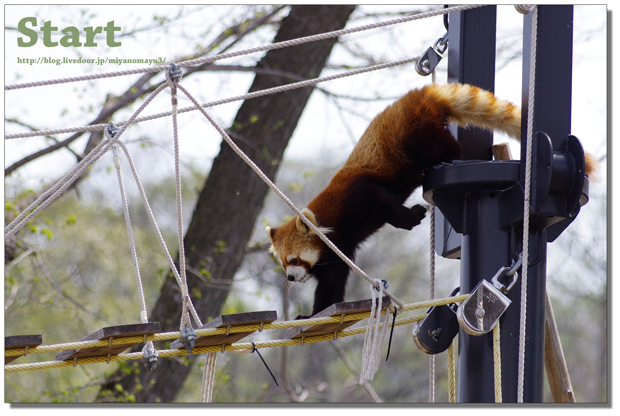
200;352;217;402
4;5;483;92
518;4;538;403
359;280;392;384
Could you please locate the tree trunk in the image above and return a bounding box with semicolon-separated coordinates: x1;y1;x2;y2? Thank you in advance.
98;5;355;403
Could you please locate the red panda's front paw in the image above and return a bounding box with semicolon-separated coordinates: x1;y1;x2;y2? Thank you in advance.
404;204;427;229
295;315;310;320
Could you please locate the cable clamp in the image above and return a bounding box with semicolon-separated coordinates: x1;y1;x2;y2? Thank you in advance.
141;341;159;372
107;121;119;139
179;326;197;355
167;63;183;85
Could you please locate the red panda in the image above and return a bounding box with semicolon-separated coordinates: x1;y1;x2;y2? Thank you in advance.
266;83;598;318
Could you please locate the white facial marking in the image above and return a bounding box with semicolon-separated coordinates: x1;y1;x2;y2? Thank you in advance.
299;249;319;267
286;265;311;283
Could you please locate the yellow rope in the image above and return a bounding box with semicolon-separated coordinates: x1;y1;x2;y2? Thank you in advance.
447;340;456;403
493;321;502;403
5;294;469;359
5;311;431;373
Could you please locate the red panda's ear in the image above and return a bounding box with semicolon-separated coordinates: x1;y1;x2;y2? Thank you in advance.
265;226;277;244
296;208;318;235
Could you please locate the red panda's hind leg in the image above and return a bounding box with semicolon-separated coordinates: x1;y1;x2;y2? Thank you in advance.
364;178;428;230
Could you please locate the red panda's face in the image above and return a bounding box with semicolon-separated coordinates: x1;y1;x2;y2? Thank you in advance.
266;208;327;284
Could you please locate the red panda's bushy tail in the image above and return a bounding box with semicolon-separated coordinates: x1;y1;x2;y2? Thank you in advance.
429;83;522;140
427;83;598;178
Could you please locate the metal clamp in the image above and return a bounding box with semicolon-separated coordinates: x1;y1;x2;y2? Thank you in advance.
141;342;159;372
107;121;119;138
179;326;196;355
167;63;183;83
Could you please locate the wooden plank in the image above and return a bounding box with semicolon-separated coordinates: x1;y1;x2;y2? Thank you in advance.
5;334;43;364
492;142;513;161
55;322;161;361
283;296;391;339
171;311;277;351
544;292;577;402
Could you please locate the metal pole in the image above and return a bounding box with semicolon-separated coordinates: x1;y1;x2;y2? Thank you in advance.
445;5;500;403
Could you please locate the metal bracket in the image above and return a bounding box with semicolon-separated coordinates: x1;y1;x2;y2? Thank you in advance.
416;32;448;76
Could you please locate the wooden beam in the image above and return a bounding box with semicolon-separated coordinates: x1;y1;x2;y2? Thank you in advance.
171;311;277;351
5;334;43;364
283;297;391;339
55;323;160;361
544;292;577;402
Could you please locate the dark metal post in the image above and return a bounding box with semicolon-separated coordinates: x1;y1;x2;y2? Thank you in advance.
447;5;501;402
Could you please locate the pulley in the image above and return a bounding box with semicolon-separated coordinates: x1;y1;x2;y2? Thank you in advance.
457;280;511;336
413;288;460;354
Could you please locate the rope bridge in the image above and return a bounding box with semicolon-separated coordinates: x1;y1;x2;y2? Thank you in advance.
4;4;551;404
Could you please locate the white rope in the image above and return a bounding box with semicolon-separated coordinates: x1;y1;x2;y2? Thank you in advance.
201;352;218;402
112;142;148;322
166;67;197;331
114;140;201;329
359;280;391;384
518;4;538;403
429;205;436;403
5;57;421;141
4;5;482;92
174;82;406;312
4;82;170;239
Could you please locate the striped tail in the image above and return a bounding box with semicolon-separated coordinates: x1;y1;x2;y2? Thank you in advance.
430;83;522;139
428;83;597;178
